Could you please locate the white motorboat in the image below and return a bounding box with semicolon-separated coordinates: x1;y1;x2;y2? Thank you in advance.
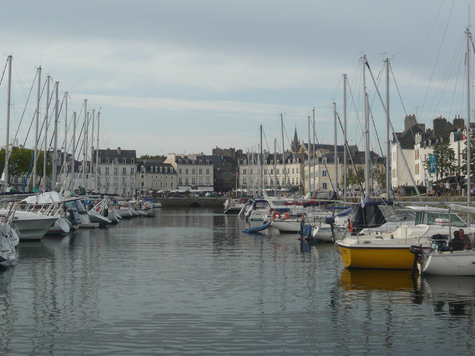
0;209;58;242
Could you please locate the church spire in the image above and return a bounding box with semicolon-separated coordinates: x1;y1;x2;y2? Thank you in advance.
291;126;300;152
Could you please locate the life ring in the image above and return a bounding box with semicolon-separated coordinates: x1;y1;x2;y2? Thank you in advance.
272;211;281;220
348;221;354;233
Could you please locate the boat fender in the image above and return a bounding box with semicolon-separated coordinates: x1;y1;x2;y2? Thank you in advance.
285;212;289;219
348;221;354;233
272;211;281;220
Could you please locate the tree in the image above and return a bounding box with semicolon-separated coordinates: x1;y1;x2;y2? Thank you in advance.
139;154;166;161
345;166;365;187
0;148;52;183
423;138;456;181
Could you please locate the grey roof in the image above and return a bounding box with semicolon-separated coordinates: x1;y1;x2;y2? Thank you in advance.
96;148;136;164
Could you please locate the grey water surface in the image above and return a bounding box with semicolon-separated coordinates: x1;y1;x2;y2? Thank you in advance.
1;208;474;355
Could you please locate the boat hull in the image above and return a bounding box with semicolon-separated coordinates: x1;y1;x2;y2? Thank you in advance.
337;244;416;269
422;250;475;276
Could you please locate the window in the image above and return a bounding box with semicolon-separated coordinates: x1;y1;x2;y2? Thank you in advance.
199;169;202;174
123;158;126;163
322;170;327;177
179;178;183;184
160;166;163;173
106;158;109;163
185;178;189;184
206;169;210;174
170;168;174;173
105;167;109;174
97;167;101;174
192;169;195;174
206;178;210;184
179;169;182;174
131;159;135;163
114;167;118;175
192;178;196;184
130;168;134;174
130;167;134;174
185;169;189;174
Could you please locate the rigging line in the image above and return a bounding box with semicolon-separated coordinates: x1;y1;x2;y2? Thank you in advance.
368;106;386;169
334;111;364;196
367;60;422;201
0;59;8;88
419;0;456;123
11;70;38;151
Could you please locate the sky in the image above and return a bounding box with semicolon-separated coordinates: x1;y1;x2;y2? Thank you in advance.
0;0;474;158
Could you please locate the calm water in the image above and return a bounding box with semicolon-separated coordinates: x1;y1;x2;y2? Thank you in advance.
1;208;475;355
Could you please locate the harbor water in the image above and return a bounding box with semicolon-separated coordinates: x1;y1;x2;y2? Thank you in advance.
1;208;475;355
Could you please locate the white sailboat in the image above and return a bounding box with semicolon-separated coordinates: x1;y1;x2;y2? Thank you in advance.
417;28;475;276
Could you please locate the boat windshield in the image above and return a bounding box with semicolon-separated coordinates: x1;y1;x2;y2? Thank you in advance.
415;212;466;227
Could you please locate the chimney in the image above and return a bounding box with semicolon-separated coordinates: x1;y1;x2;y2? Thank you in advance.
117;147;122;155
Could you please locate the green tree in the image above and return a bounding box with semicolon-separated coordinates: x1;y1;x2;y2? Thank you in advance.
0;148;52;183
423;138;456;181
345;166;365;187
139;154;166;161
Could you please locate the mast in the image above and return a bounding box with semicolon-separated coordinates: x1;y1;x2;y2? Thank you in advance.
259;124;263;196
363;55;371;199
43;75;50;191
281;113;287;191
83;100;88;190
333;102;338;197
33;66;41;192
343;74;348;201
51;81;59;190
312;107;316;195
96;111;100;193
307;115;311;196
385;59;391;200
64;92;68;190
90;109;95;190
466;28;471;204
274;138;277;195
3;55;12;190
72;112;76;193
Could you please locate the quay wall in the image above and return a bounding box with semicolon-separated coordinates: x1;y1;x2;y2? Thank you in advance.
156;197;226;208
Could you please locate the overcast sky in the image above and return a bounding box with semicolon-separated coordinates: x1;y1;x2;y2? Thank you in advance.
0;0;473;157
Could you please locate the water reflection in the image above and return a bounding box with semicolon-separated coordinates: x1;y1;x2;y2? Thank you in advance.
421;276;475;316
340;269;416;292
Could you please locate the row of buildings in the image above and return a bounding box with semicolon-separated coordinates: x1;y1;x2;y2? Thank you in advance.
5;114;471;197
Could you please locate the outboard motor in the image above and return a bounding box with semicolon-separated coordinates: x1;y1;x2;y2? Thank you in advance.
409;245;423;277
325;216;336;242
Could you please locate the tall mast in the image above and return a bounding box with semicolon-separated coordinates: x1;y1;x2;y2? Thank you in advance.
64;91;68;189
3;55;12;190
90;109;95;190
96;111;100;193
385;59;391;200
466;28;471;204
83;100;88;190
343;74;348;201
307;115;311;196
333;102;338;197
312;107;316;195
51;81;59;190
274;138;277;195
72;112;76;193
33;66;41;191
259;124;263;196
281;113;286;191
43;75;50;191
363;55;370;199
